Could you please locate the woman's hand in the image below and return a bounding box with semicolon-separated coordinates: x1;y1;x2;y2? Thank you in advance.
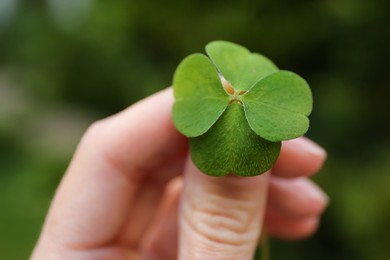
31;88;328;260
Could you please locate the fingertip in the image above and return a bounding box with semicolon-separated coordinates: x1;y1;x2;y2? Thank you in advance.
272;137;327;178
267;177;329;219
265;214;320;240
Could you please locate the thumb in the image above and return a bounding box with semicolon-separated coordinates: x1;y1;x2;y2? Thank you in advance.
179;158;269;260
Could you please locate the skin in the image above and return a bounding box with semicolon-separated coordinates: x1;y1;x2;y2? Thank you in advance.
31;88;328;260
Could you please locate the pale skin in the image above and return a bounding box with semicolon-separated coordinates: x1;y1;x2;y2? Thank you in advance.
31;88;328;260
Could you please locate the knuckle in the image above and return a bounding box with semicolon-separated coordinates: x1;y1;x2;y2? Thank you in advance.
80;119;110;148
84;119;106;140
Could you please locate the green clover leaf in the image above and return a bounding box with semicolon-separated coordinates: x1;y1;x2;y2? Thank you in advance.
206;41;278;91
172;41;312;176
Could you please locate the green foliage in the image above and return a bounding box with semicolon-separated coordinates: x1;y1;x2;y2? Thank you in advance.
205;41;278;91
173;41;312;176
190;103;281;176
173;54;229;137
243;71;312;141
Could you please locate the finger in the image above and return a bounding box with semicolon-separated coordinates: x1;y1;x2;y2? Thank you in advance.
115;154;186;248
140;177;183;260
33;88;187;254
83;87;188;178
272;137;326;178
179;160;269;260
265;210;320;240
267;176;328;219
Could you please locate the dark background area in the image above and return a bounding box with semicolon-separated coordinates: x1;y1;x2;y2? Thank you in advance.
1;0;389;259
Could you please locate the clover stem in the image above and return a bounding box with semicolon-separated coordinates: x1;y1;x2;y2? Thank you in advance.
255;226;270;260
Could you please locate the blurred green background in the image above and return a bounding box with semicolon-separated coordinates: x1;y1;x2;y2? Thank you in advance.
1;0;389;259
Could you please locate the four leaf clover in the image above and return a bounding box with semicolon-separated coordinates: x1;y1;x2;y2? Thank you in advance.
172;41;312;176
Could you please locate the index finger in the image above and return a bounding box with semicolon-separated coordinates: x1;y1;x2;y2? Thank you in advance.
89;87;188;178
